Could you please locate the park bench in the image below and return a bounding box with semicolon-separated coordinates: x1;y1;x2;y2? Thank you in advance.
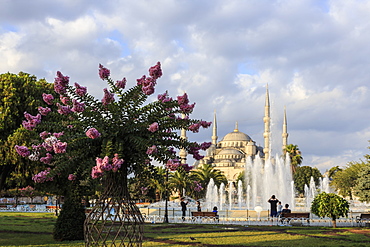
45;205;61;212
191;211;219;222
280;212;310;225
356;213;370;227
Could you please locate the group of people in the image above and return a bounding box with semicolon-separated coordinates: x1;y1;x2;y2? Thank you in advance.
268;195;291;217
180;198;218;220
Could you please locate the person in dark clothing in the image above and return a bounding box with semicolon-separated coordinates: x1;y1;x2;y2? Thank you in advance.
268;195;279;217
180;197;188;220
196;201;201;212
282;204;291;213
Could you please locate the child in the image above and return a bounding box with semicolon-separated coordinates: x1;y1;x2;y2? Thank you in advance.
277;201;283;216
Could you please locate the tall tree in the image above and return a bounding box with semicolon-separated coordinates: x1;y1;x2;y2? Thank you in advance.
0;72;55;191
293;166;322;196
283;144;303;174
353;143;370;202
331;161;366;200
327;166;342;180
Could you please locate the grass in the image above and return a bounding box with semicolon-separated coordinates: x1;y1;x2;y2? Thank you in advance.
0;212;369;246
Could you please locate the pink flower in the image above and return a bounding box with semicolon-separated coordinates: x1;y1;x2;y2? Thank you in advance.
148;122;159;132
56;103;72;115
40;153;53;164
53;141;67;153
189;123;201;133
158;91;172;103
166;159;180;171
71;99;85;113
68;174;77;181
60;95;70;105
136;75;146;86
177;93;189;105
15;145;30;157
149;62;162;80
42;93;54;105
180;103;196;114
99;64;110;80
102;88;115;105
146;145;157;155
112;154;124;172
33;168;53;183
86;128;101;139
200;142;212;150
40;131;50;139
38;106;51;116
91;166;103;179
199;121;212;128
74;82;87;96
115;78;126;89
54;71;69;94
53;132;64;138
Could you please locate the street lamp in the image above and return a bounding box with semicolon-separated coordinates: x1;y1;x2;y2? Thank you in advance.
163;168;169;223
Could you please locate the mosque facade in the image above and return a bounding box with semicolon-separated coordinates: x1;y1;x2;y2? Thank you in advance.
180;86;289;182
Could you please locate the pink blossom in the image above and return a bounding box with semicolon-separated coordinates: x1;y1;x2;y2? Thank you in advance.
60;95;70;105
102;88;115;105
71;99;85;113
115;78;126;89
158;91;172;103
53;141;67;153
74;82;87;96
199;121;212;128
56;103;72;115
177;93;189;105
91;166;103;179
40;153;53;164
32;168;53;183
136;75;146;86
148;122;159;132
99;64;110;80
166;159;180;171
42;93;54;105
112;154;124;172
15;145;30;157
24;112;42;127
42;142;54;152
54;71;69;94
86;128;101;139
53;132;64;138
189;123;201;133
68;174;77;181
180;103;196;114
181;163;193;172
22;120;35;130
39;131;50;139
200;142;212;150
149;62;162;80
146;145;157;155
38;106;51;116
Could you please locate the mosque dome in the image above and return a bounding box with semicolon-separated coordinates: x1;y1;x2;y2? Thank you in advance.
221;131;251;142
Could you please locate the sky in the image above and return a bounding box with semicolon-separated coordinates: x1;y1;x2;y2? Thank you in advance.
1;0;369;173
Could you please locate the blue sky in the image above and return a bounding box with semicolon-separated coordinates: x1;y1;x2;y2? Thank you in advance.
1;0;369;173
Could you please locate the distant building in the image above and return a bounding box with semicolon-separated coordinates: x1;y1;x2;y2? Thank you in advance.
182;86;289;182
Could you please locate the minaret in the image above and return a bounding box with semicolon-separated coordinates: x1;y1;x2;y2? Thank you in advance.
211;110;218;145
282;106;289;151
179;113;188;164
263;84;270;159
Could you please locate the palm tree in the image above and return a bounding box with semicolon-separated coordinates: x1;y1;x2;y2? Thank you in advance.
148;166;166;201
168;167;191;199
284;144;303;174
191;163;228;188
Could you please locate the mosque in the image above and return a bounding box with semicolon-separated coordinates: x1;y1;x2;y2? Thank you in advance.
180;86;289;182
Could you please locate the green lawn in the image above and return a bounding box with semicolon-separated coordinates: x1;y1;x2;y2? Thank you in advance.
0;212;369;246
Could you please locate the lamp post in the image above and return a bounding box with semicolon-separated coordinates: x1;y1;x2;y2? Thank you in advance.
163;168;169;223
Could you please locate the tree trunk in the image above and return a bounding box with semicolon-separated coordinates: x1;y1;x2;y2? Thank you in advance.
84;171;144;246
332;219;337;228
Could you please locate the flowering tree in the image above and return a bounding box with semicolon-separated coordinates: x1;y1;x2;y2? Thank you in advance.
15;62;211;244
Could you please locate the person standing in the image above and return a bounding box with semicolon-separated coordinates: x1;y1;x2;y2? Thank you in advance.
268;195;279;217
277;201;283;216
196;201;201;212
180;197;188;221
